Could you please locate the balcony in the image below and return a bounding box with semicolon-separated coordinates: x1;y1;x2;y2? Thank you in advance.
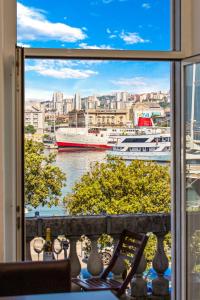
26;213;171;299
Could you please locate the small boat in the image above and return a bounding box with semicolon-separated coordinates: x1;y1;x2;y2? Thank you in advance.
44;143;58;149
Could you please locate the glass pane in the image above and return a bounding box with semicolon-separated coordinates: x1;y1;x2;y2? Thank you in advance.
185;63;200;300
24;59;171;217
17;0;171;50
24;59;172;291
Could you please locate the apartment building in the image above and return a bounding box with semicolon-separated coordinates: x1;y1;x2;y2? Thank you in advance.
24;106;45;133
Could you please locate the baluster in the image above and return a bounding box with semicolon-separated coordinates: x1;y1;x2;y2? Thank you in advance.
152;232;169;296
188;229;198;300
68;237;81;278
111;236;126;280
131;254;148;297
87;236;103;276
26;238;32;261
188;229;197;274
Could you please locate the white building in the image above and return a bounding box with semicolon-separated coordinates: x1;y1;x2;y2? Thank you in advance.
63;98;73;114
121;91;128;102
149;91;168;102
24;106;45;133
116;92;121;102
52;91;64;115
139;93;150;102
116;91;129;102
73;92;81;111
52;91;63;102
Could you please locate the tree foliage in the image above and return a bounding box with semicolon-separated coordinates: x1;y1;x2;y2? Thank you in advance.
25;125;36;134
65;156;171;266
65;156;171;215
25;139;66;208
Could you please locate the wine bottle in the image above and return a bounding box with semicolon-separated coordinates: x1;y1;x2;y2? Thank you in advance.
43;227;54;261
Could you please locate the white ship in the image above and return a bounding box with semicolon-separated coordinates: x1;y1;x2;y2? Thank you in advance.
108;134;171;161
56;127;113;150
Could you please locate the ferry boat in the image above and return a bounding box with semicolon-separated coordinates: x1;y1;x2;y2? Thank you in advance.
108;134;171;161
56;127;113;150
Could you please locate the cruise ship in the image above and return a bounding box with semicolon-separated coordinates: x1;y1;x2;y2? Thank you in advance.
56;127;113;150
55;125;171;152
108;134;171;161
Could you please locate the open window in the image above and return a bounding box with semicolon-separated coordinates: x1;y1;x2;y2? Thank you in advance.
15;0;185;299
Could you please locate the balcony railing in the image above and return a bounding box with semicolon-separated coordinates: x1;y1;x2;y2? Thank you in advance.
26;213;171;298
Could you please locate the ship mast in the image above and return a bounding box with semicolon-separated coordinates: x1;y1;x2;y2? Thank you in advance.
191;63;196;142
85;98;89;130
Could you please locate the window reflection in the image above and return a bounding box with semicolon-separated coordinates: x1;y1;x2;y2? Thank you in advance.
185;63;200;300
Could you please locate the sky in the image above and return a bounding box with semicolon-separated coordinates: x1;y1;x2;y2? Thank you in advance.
17;0;171;100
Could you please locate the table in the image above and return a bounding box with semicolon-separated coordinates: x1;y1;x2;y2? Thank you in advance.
1;291;118;300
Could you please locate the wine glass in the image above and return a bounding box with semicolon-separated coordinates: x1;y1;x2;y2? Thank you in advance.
53;238;62;260
33;237;45;261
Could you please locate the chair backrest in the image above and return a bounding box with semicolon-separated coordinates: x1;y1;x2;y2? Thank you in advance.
101;229;148;296
0;259;71;297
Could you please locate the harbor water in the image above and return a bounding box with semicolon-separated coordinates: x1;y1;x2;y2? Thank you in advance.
26;149;172;217
26;150;108;217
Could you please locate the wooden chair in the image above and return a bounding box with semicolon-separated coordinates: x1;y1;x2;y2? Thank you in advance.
72;230;148;297
0;259;71;297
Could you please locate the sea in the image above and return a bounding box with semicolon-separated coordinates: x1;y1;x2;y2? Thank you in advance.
26;150;107;217
25;149;200;216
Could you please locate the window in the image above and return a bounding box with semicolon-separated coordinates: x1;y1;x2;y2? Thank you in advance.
17;0;171;51
122;137;149;143
15;0;184;299
184;62;200;300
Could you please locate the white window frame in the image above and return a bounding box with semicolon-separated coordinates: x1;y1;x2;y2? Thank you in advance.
0;1;195;300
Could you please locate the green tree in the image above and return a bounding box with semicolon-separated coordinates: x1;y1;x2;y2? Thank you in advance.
65;157;171;265
25;139;66;208
66;157;170;215
25;125;37;134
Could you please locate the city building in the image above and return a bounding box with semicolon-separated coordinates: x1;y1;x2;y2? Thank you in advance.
73;92;81;111
24;105;45;133
63;98;73;114
115;91;129;102
149;91;169;102
52;91;64;115
68;108;130;128
130;102;165;126
139;93;150;102
138;92;170;103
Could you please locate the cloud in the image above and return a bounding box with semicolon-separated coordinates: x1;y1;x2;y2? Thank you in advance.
25;60;98;79
17;42;31;48
111;76;169;93
111;77;147;87
119;31;150;44
102;0;113;3
106;29;149;44
77;60;105;65
142;3;151;9
102;0;128;3
25;88;73;100
25;89;55;101
109;34;117;39
92;0;127;4
17;2;87;43
79;43;112;49
106;28;117;39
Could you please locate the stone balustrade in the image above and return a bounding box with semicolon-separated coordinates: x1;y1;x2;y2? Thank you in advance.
26;213;171;298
